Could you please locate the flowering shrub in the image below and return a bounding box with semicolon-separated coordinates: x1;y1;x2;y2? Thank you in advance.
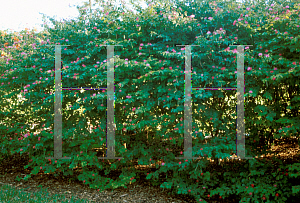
1;0;300;202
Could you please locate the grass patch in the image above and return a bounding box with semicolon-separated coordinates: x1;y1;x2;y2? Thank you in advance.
0;183;92;203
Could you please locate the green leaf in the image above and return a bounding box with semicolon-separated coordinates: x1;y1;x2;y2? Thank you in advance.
275;117;290;124
204;171;210;181
263;91;273;100
254;105;268;116
266;111;276;122
160;181;173;189
146;173;152;180
292;186;300;194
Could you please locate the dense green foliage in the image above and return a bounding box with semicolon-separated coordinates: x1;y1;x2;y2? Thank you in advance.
1;0;300;202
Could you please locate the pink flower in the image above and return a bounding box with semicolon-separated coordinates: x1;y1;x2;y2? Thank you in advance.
246;7;250;10
258;53;262;56
66;39;69;42
162;163;165;166
105;12;109;15
208;17;213;20
273;77;276;80
249;90;253;93
221;67;226;70
247;67;252;71
45;78;48;80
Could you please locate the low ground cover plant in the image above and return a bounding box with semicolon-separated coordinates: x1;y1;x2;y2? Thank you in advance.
1;0;300;202
0;183;90;203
